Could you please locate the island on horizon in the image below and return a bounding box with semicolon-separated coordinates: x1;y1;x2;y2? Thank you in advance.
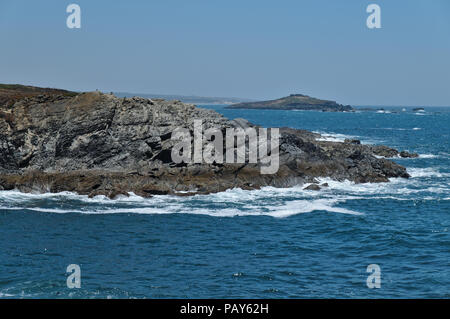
226;94;353;112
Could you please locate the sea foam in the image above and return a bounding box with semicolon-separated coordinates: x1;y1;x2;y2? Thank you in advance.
0;165;447;218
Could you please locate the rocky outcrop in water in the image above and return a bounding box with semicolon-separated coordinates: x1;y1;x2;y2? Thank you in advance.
226;94;353;112
0;85;414;198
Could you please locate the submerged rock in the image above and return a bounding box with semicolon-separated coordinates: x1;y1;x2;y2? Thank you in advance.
0;85;412;198
304;184;321;191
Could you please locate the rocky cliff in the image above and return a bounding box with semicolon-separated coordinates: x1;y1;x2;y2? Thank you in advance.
226;94;353;112
0;85;414;198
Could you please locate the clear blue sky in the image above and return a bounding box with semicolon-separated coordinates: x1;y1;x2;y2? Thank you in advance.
1;0;449;106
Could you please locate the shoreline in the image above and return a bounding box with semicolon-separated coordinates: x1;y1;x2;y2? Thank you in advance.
0;85;416;198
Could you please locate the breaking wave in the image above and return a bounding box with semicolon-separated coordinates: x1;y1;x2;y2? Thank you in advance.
313;131;381;144
0;188;363;218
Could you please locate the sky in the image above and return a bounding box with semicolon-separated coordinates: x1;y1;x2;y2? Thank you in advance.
0;0;449;106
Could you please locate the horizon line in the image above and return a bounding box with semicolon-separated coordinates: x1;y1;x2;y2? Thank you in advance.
1;82;449;108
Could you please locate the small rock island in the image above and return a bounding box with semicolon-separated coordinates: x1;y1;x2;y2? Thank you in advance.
226;94;353;112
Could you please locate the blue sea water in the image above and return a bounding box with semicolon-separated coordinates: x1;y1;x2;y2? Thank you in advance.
0;106;449;299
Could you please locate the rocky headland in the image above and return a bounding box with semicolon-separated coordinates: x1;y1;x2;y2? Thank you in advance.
226;94;353;112
0;85;416;198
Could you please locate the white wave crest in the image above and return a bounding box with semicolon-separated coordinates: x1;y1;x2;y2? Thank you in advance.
407;167;449;178
0;196;363;218
313;131;381;145
1;165;448;218
418;154;439;159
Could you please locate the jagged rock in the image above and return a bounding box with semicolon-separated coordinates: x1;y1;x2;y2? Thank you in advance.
369;145;400;158
344;139;361;145
0;85;412;198
400;151;419;158
369;145;419;159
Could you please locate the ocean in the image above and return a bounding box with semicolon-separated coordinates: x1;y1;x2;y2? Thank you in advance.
0;106;448;298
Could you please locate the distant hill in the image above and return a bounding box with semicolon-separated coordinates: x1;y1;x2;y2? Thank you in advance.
226;94;353;112
0;84;77;107
114;92;253;105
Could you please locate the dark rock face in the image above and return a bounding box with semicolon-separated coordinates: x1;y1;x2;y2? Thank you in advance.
399;151;419;158
0;85;412;198
226;94;353;112
344;139;361;145
368;145;419;159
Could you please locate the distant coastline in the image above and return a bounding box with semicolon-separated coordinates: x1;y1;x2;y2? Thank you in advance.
114;92;254;105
